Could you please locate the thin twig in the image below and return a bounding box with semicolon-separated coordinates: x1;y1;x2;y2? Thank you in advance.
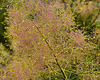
34;24;67;79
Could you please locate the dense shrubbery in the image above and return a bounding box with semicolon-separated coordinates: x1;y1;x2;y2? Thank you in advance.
0;0;100;80
0;0;14;68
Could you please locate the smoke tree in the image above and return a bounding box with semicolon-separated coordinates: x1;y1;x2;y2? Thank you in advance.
0;0;99;79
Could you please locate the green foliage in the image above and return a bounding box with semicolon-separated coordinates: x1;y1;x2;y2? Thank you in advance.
0;43;11;67
72;1;100;37
0;0;9;8
0;0;14;72
0;2;13;52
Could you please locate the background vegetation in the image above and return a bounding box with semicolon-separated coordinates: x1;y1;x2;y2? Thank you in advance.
0;0;100;80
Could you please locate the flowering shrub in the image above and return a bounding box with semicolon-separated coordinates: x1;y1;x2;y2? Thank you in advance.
0;0;99;80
